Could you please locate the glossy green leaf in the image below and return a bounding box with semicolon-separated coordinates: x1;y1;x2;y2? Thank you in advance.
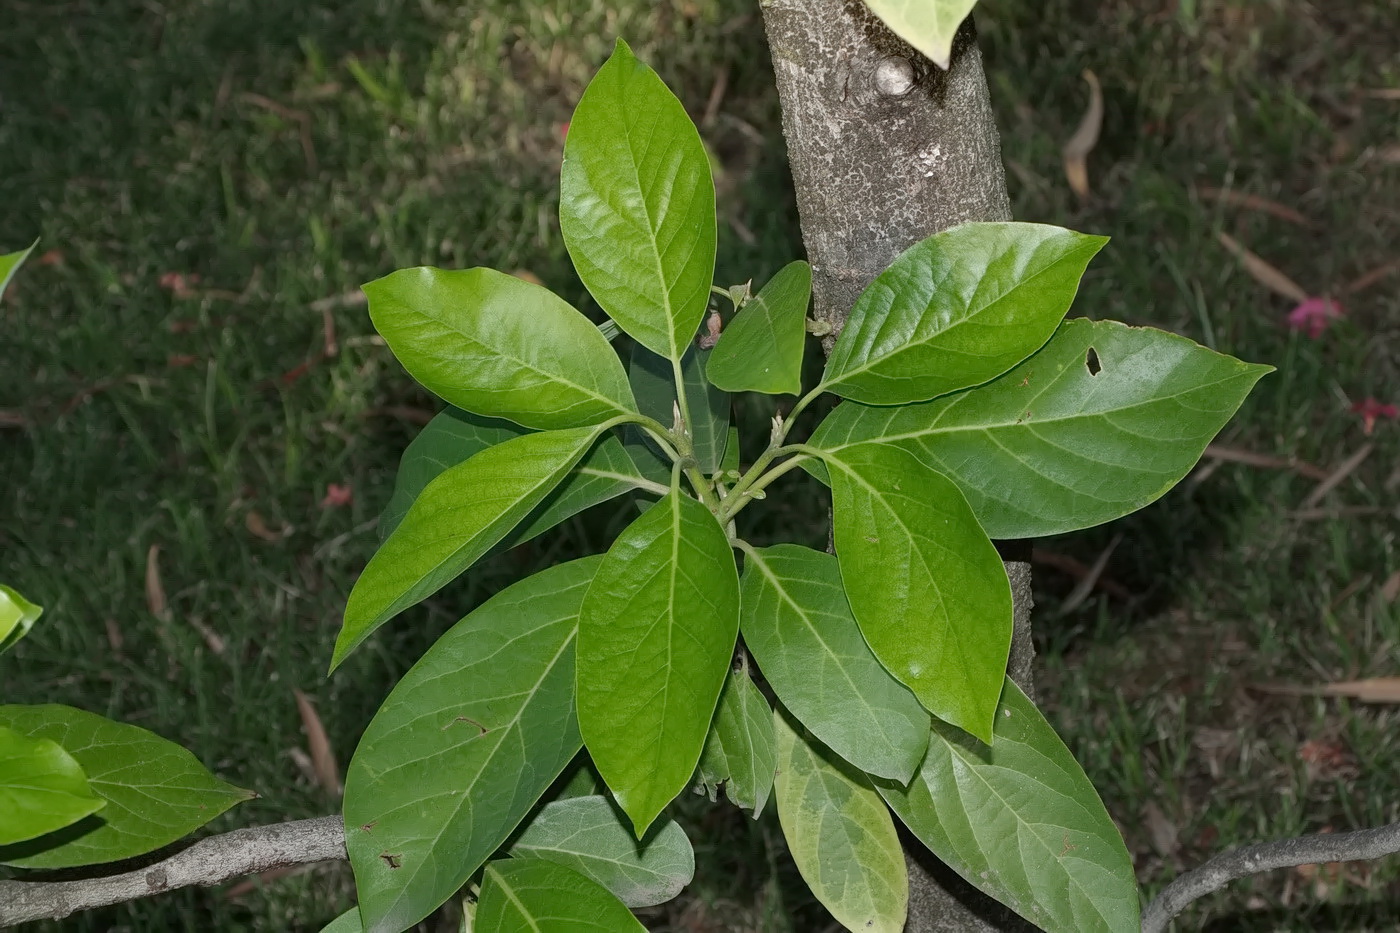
364;266;636;430
560;39;716;361
336;425;606;669
822;443;1011;742
812;319;1273;538
819;223;1107;404
708;261;811;396
862;0;979;69
378;408;647;542
577;490;739;836
0;725;104;846
0;585;43;655
773;712;907;933
880;680;1139;932
720;425;741;475
627;340;729;475
476;859;646;933
319;907;364;933
553;757;606;800
739;545;928;783
344;559;598;933
0;240;36;302
695;666;776;816
0;705;251;868
508;794;694;907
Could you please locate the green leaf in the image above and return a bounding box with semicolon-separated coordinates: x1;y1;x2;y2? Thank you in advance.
819;223;1107;405
577;489;739;836
0;585;43;655
695;666;777;817
378;408;647;543
507;795;694;907
318;907;364;933
738;545;929;783
0;725;104;846
344;558;598;933
880;680;1139;932
0;240;37;303
559;39;717;362
822;443;1011;742
0;706;251;868
476;859;647;933
364;266;636;430
627;340;730;475
335;425;607;670
773;712;906;933
720;425;741;475
862;0;979;69
812;319;1273;538
708;261;811;396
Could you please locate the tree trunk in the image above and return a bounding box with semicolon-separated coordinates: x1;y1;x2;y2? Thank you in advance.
757;3;1037;930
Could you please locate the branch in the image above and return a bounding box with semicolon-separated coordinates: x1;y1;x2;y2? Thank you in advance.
1141;820;1400;933
0;816;346;927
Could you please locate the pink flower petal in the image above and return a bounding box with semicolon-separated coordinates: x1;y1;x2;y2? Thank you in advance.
1286;296;1344;339
320;483;353;508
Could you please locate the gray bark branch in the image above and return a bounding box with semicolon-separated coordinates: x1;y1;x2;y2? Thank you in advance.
0;816;345;927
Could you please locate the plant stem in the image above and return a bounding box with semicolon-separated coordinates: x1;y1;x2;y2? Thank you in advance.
719;452;812;524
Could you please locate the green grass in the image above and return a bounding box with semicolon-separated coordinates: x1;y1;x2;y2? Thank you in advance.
2;0;1398;930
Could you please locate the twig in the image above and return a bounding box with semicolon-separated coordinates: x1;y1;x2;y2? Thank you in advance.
1141;821;1400;933
0;816;345;926
1299;442;1373;510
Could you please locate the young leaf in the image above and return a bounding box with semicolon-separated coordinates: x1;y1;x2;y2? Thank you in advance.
577;489;739;836
378;408;647;542
739;545;929;783
335;425;607;670
0;725;104;846
0;584;43;655
559;39;717;362
0;240;37;302
879;680;1139;933
343;558;599;933
0;705;251;868
811;319;1274;538
507;794;694;907
708;261;811;396
695;666;777;817
819;223;1107;405
773;712;907;933
364;266;637;430
476;858;647;933
627;340;730;474
862;0;979;70
822;443;1012;742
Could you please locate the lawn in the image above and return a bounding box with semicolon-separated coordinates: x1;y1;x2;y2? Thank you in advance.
2;0;1397;930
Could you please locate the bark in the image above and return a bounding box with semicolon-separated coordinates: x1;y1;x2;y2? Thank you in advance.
757;3;1036;930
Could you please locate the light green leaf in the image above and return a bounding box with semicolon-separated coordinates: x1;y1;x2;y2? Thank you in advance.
819;223;1107;405
335;425;607;670
695;666;777;817
811;319;1273;538
364;266;636;430
773;712;906;933
577;489;739;836
862;0;979;70
880;680;1139;932
708;261;811;396
344;559;598;933
378;408;647;542
0;240;37;303
559;39;716;362
739;545;928;783
0;585;43;655
319;907;363;933
0;725;104;846
720;425;741;475
627;340;730;475
553;757;606;801
476;859;647;933
822;443;1011;742
508;795;694;907
0;706;251;868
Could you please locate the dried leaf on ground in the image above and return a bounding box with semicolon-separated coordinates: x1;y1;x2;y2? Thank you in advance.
1344;257;1400;294
187;617;228;656
1217;232;1310;303
1143;801;1181;858
1062;69;1103;200
1379;569;1400;604
293;688;342;795
245;510;289;542
1203;444;1328;480
1197;186;1312;227
145;543;171;621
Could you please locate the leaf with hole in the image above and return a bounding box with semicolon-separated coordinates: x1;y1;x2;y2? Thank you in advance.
0;585;42;655
343;558;598;933
862;0;979;69
0;725;104;846
820;223;1106;405
879;679;1139;932
476;858;646;932
696;666;777;816
559;39;716;361
708;261;811;395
